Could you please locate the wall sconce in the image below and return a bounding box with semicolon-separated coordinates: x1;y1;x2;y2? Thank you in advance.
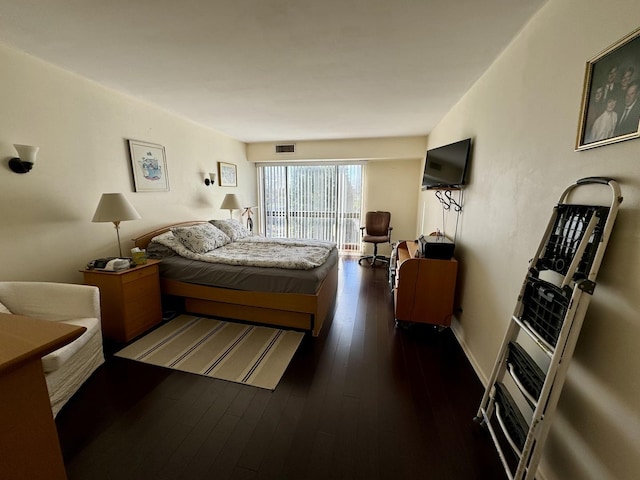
9;144;39;174
204;172;216;186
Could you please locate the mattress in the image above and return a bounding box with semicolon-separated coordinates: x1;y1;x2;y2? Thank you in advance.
150;246;338;295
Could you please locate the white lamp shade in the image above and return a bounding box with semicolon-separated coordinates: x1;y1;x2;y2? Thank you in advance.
92;193;141;223
13;144;39;164
220;194;242;210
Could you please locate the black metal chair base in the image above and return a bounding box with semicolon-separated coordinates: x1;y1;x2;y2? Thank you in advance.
359;241;389;267
358;254;389;267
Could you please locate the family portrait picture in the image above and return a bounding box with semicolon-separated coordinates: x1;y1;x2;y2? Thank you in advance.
577;28;640;150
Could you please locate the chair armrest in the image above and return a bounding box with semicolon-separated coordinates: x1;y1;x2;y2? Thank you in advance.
0;282;100;322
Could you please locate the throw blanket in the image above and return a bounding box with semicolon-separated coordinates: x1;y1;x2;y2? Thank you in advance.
152;233;336;270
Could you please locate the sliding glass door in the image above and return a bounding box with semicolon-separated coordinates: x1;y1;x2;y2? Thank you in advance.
258;164;363;253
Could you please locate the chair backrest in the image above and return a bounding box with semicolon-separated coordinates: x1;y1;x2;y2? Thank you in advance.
365;211;391;236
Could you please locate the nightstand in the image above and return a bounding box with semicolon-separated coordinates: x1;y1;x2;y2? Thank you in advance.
82;259;162;342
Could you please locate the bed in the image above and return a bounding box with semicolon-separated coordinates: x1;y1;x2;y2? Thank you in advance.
132;221;338;336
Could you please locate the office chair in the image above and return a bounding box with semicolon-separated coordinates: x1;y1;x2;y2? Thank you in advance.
358;211;393;267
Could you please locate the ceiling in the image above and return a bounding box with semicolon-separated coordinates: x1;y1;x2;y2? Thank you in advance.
0;0;545;143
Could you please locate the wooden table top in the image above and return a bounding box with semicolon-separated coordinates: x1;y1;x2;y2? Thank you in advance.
0;313;85;375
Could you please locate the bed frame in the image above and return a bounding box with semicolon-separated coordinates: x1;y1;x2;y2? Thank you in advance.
132;221;338;336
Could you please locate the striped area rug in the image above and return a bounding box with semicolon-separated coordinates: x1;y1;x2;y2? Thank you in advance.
115;315;304;390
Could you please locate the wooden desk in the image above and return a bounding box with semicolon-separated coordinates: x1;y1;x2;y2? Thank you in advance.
0;313;85;480
392;240;458;327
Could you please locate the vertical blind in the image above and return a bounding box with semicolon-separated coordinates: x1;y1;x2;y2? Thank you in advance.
259;164;363;252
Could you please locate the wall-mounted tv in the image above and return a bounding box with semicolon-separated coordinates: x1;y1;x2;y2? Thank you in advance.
421;138;472;190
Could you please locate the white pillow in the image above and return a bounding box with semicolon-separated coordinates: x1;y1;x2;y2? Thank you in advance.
151;231;182;250
0;301;12;314
171;223;231;254
210;219;251;241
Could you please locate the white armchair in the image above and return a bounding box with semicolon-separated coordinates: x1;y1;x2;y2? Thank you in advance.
0;282;105;416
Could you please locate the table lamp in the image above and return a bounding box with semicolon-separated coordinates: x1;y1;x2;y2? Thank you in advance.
220;194;242;219
92;193;141;257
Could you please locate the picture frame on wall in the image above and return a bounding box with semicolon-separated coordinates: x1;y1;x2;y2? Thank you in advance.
128;139;170;192
218;161;237;187
576;27;640;151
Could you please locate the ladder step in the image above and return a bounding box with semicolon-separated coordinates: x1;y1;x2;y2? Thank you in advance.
535;204;609;280
521;278;570;347
494;383;528;454
512;315;554;357
507;342;545;405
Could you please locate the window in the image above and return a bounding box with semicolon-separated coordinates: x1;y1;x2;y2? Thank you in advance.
258;164;363;253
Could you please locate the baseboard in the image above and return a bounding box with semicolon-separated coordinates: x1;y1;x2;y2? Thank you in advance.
450;317;551;480
450;318;489;387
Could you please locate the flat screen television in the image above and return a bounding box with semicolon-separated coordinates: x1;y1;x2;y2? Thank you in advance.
421;138;472;190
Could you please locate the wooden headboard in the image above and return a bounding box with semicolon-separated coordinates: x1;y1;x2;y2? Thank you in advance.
131;221;208;249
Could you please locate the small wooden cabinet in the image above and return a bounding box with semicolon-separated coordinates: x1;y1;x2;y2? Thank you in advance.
82;259;162;342
392;240;458;327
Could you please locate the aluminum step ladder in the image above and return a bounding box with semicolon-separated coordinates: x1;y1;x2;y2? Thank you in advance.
474;177;623;480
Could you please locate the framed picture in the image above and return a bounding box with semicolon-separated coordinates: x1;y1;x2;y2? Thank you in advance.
128;140;170;192
218;161;237;187
576;27;640;150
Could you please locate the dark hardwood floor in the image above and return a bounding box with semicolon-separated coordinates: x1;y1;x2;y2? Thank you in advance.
56;258;506;480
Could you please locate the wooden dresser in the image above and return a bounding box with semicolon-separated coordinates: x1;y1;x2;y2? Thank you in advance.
392;240;458;327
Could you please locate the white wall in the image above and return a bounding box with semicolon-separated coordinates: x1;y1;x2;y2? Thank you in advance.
0;43;257;283
421;1;640;479
247;136;427;162
363;159;422;256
